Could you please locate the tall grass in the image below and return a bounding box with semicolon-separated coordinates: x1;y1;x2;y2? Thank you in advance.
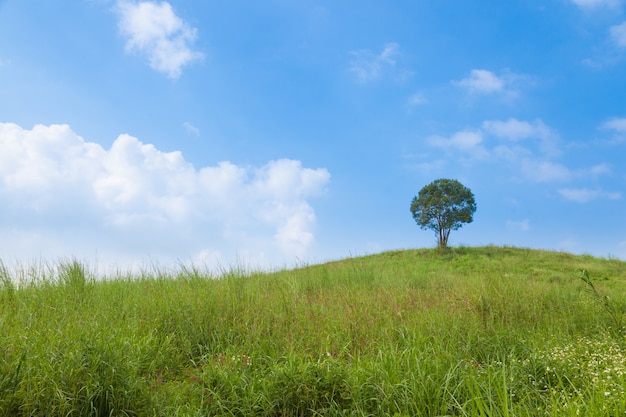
0;246;625;415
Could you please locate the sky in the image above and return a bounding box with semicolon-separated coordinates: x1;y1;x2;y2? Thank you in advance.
0;0;625;272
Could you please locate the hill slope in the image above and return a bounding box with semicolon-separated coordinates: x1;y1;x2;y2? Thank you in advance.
1;246;626;416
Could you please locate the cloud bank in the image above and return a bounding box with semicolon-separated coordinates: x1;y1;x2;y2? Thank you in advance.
419;118;615;185
0;123;330;270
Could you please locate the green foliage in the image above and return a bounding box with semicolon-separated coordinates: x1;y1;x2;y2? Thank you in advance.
410;178;477;248
578;268;625;333
0;247;625;415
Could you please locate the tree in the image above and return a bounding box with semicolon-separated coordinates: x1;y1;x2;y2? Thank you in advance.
410;178;476;249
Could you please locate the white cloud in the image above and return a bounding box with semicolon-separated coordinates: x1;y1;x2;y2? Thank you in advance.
454;69;507;94
428;130;489;159
482;118;554;141
559;188;597;203
482;118;560;156
589;163;612;176
425;118;561;166
0;123;330;270
483;118;533;140
448;131;483;149
183;121;199;136
599;117;626;144
453;69;526;100
571;0;623;8
117;0;203;78
558;188;622;203
429;130;482;149
348;43;400;83
519;159;572;182
379;43;398;64
602;117;626;132
421;118;612;184
610;22;626;47
456;69;504;93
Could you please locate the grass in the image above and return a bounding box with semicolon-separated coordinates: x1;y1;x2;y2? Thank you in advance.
0;246;625;416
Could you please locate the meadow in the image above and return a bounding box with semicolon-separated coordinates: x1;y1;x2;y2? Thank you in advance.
1;246;626;416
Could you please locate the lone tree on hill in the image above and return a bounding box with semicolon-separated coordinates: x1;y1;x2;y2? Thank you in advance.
410;178;476;249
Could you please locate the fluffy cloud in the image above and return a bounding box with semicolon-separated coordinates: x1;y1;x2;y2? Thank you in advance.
117;1;203;78
455;69;505;94
453;69;526;100
0;123;330;270
348;43;400;83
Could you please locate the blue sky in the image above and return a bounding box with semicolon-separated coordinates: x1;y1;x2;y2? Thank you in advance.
1;0;625;271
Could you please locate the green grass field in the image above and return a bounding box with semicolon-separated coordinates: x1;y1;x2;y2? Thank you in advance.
1;246;626;416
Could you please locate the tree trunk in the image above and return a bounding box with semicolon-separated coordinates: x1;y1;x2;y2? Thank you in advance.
439;228;450;248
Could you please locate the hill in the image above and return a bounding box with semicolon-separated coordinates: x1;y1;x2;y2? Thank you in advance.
1;246;626;416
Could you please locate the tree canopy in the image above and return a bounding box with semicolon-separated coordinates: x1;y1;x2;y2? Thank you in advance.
410;178;476;248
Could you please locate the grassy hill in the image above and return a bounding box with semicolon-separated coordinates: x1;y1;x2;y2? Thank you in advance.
1;246;626;416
